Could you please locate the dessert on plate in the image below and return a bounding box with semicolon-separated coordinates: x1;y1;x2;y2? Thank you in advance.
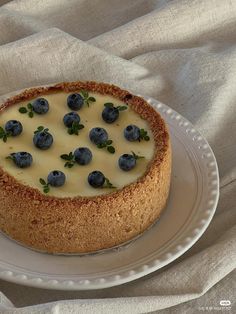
0;81;171;253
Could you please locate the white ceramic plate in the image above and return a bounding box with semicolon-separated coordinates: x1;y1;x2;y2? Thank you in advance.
0;96;219;290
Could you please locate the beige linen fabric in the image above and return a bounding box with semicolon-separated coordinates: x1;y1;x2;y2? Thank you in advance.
0;0;236;313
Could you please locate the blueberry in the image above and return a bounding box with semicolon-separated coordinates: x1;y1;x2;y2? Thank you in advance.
124;125;140;141
118;154;136;171
89;127;108;145
67;93;84;111
5;120;23;136
47;170;66;187
33;130;53;150
63;112;80;127
74;147;92;165
32;98;49;114
13;152;33;168
88;171;105;188
102;107;119;123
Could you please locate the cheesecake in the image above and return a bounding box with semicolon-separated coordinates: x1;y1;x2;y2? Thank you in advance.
0;81;171;253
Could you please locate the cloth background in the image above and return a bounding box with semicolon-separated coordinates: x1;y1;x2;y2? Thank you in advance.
0;0;236;312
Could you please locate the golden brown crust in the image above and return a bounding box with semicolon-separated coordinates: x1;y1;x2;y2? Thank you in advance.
0;81;171;253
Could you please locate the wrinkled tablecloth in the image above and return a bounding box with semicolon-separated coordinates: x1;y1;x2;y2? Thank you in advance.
0;0;235;313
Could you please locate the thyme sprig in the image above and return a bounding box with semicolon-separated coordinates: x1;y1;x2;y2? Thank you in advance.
0;127;11;142
60;152;76;168
80;90;96;107
5;153;15;161
104;102;127;111
39;178;50;193
139;129;150;141
103;177;116;189
19;103;34;118
131;151;145;160
97;139;115;154
67;121;84;135
34;126;48;134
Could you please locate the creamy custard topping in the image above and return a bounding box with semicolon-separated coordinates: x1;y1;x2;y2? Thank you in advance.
0;92;155;197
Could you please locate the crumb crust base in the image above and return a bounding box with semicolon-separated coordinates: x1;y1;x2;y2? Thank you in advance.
0;81;171;253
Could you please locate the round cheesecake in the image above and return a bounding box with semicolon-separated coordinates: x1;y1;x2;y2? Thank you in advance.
0;81;171;254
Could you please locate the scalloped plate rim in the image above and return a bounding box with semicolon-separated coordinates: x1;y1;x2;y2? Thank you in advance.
0;94;219;290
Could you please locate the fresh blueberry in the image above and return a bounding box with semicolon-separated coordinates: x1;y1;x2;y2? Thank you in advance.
124;125;140;141
33;130;53;150
102;107;119;123
89;127;108;145
74;147;92;165
47;170;66;187
13;152;33;168
63;112;80;128
118;154;136;171
5;120;23;136
67;93;84;111
88;171;105;188
32;98;49;114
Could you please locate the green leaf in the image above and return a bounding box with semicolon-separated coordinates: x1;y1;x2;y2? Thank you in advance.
69;122;84;135
104;103;114;108
68;152;74;160
77;124;84;130
140;129;146;136
132;151;144;160
43;186;50;193
88;97;96;102
72;121;79;130
60;154;70;160
107;146;115;154
38;126;44;132
27;103;33;110
97;143;106;148
139;128;150;141
117;106;128;111
6;155;14;160
61;153;74;164
104;178;116;189
0;128;9;140
67;128;73;135
28;111;34;118
80;89;89;99
39;178;46;185
106;140;112;145
34;126;44;134
19;107;27;114
65;161;74;168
